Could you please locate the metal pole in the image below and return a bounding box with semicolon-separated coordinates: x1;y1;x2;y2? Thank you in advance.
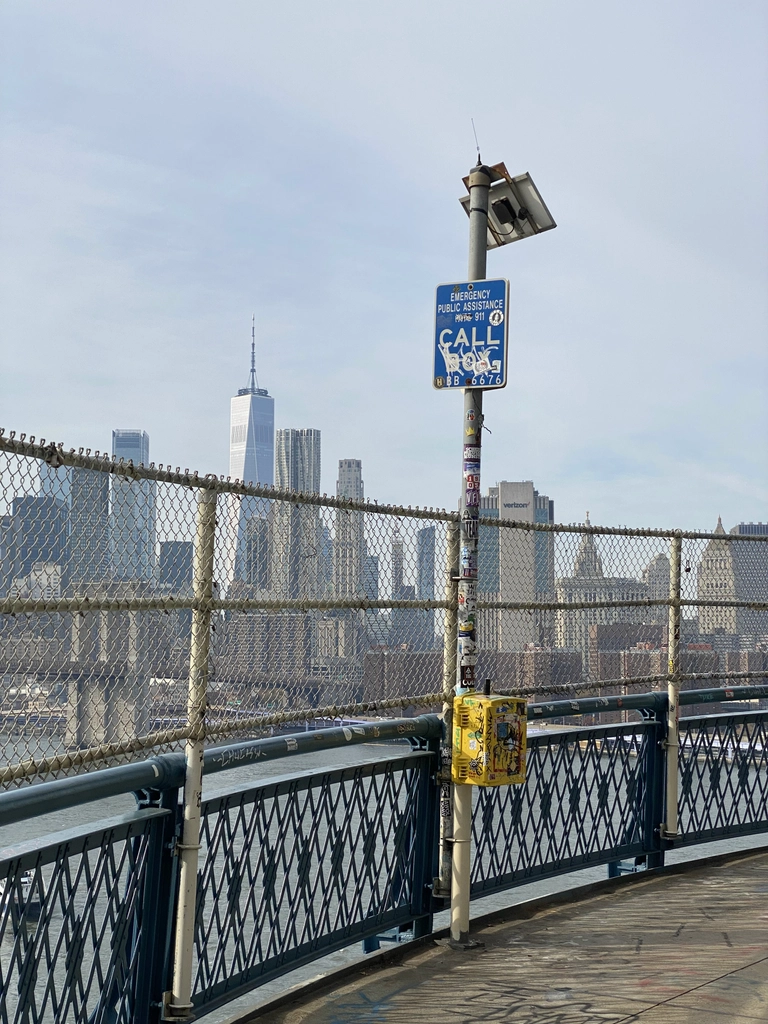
436;520;459;898
165;486;217;1020
450;161;491;947
663;531;682;839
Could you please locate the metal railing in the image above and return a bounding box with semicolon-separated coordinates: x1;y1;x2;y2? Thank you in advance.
1;688;767;1022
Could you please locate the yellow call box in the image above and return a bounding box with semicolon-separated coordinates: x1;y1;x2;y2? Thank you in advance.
452;693;527;786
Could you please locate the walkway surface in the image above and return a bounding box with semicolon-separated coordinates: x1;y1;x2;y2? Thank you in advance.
248;849;768;1024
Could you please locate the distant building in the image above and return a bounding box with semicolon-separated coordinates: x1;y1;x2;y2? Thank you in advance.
641;552;670;624
697;519;768;641
275;429;321;493
110;430;155;581
272;428;322;599
226;326;275;593
478;481;555;650
10;561;62;601
388;524;436;650
69;468;110;587
335;459;365;597
555;515;651;677
158;541;194;592
336;459;364;502
2;496;68;592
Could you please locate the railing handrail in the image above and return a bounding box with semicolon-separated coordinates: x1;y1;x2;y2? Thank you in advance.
2;689;766;828
528;683;768;720
0;714;442;828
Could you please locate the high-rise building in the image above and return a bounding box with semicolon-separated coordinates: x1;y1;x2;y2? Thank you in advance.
229;323;275;488
225;324;275;593
2;496;68;594
335;459;365;597
337;460;364;502
275;429;321;493
69;468;110;587
478;481;554;650
272;429;322;599
110;430;156;581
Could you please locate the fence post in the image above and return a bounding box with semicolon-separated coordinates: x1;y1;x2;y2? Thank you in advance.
133;786;183;1023
164;486;217;1020
413;733;441;938
643;696;667;870
436;520;459;899
663;531;682;840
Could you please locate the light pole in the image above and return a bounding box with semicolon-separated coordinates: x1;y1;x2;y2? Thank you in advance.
450;162;491;947
445;160;556;948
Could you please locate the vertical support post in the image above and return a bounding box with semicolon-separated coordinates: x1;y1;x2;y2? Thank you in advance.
436;520;459;899
450;161;491;948
133;785;182;1024
643;701;667;870
164;486;217;1020
413;732;441;939
663;531;682;840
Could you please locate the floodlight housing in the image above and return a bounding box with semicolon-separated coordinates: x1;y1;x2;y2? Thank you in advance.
460;162;556;250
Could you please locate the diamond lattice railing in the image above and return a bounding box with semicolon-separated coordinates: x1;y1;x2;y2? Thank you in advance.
678;713;768;842
192;752;434;1013
0;810;166;1024
470;723;652;896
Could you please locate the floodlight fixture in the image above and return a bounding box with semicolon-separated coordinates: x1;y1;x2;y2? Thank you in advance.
459;162;556;250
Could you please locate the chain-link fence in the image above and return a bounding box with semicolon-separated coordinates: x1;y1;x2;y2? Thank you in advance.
1;430;766;785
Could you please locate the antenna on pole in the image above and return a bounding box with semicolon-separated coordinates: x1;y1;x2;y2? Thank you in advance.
471;118;481;165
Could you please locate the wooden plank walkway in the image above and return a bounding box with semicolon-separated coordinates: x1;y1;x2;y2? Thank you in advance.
245;848;768;1024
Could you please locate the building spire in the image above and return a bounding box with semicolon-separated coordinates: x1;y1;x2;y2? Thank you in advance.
238;315;266;397
249;314;259;393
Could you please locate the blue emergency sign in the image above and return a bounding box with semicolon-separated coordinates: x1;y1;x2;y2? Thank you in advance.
433;279;509;390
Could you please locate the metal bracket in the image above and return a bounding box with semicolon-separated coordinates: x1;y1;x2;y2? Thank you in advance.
161;991;195;1021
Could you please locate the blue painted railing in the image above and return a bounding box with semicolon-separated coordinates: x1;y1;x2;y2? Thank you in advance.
1;688;767;1022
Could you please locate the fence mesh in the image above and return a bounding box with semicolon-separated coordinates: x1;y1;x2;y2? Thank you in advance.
1;431;766;786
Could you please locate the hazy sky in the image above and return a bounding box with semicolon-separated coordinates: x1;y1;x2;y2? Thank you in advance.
1;1;766;531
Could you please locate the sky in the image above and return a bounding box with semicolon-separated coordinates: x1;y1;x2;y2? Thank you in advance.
1;0;766;532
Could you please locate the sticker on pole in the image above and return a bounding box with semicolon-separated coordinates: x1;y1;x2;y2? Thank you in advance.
433;279;509;390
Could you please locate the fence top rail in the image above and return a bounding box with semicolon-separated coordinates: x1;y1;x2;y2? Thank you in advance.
3;430;766;541
478;515;768;542
0;431;455;521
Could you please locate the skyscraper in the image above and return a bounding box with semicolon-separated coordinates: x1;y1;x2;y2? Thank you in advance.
478;481;554;649
110;430;155;581
275;429;321;493
226;321;275;593
272;429;322;598
229;320;275;487
335;459;365;597
336;460;364;502
69;468;110;587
